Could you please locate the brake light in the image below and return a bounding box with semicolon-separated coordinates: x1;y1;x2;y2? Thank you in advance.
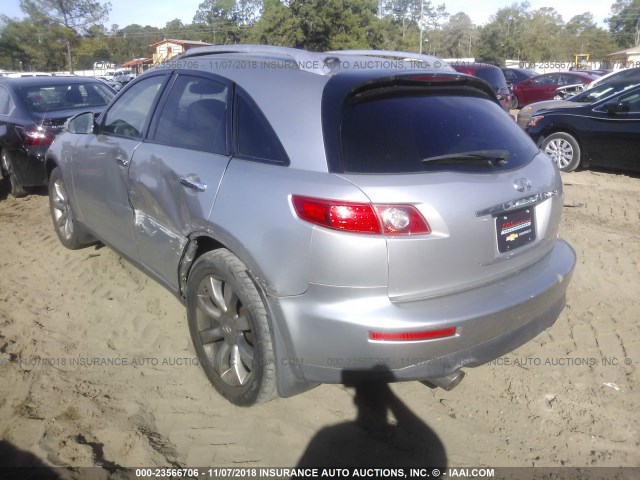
369;327;456;341
17;126;56;146
292;195;380;234
407;74;464;83
291;195;430;235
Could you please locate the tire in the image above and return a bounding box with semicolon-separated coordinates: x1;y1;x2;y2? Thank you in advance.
2;151;27;198
187;249;277;406
48;167;84;249
9;173;27;198
510;94;519;110
542;132;581;172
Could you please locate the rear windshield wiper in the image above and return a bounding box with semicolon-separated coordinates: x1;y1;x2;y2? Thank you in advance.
421;149;510;167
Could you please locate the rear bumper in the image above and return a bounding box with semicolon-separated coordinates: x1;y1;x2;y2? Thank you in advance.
270;239;575;384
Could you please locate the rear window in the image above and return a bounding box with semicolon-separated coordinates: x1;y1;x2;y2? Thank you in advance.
340;94;538;174
474;68;508;91
18;82;115;113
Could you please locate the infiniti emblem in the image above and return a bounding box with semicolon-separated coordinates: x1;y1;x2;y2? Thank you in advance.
514;178;532;193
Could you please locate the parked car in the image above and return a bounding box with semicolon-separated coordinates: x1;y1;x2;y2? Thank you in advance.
517;79;640;128
113;69;135;84
502;67;537;109
525;84;640;172
587;66;640;90
45;45;575;405
511;71;598;108
502;67;537;85
450;62;511;112
0;76;116;196
98;76;122;91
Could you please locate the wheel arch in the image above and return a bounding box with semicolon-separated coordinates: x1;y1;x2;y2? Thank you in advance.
539;125;589;168
178;231;316;398
44;154;60;179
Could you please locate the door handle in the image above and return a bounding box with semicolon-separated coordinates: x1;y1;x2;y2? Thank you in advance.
180;177;207;192
115;154;129;167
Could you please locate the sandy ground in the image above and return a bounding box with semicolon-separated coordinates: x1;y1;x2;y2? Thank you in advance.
0;169;639;477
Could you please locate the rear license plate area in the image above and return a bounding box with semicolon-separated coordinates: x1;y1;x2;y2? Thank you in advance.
496;208;536;253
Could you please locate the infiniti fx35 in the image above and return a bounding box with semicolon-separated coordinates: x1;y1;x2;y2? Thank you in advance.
45;46;576;405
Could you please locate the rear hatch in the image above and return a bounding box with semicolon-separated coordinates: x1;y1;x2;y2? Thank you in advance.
331;77;563;300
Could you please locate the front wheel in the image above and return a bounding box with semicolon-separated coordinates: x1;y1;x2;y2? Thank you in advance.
542;132;581;172
510;94;519;110
187;249;277;406
49;167;84;249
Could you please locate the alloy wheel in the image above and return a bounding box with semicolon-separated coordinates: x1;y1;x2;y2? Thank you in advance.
194;274;255;387
51;177;74;241
544;138;574;170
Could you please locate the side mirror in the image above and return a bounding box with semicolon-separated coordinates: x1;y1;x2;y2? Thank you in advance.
65;111;95;134
603;101;630;115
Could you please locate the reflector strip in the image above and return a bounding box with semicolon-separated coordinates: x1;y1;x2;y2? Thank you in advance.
369;327;456;342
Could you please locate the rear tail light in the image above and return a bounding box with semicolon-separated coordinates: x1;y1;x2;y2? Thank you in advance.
292;195;430;236
369;327;456;342
16;126;56;146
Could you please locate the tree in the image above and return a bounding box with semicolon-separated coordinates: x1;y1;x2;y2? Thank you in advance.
607;0;640;47
564;13;617;62
440;13;476;58
288;0;380;50
476;2;531;65
19;0;111;72
249;0;297;46
193;0;262;44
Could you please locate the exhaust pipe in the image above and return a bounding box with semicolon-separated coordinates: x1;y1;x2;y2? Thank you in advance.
421;370;466;391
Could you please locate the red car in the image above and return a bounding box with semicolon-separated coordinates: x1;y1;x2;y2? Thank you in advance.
512;72;598;108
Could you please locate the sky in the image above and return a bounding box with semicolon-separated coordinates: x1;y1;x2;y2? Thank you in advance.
2;0;613;29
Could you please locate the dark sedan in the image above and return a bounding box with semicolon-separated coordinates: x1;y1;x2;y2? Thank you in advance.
512;71;598;108
450;62;511;112
525;84;640;172
0;76;115;197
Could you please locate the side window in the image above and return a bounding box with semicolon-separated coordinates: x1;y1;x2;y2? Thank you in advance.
503;70;515;81
0;85;15;115
153;75;228;154
102;75;165;139
532;75;556;86
559;74;578;86
620;91;640;112
235;90;288;164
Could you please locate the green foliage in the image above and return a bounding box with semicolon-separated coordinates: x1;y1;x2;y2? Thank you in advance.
607;0;640;47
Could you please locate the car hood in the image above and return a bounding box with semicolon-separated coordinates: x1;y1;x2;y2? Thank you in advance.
517;100;583;127
521;99;578;115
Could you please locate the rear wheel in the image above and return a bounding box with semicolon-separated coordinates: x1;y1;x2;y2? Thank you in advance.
542;132;581;172
2;151;27;198
9;173;26;198
49;167;84;249
187;249;277;406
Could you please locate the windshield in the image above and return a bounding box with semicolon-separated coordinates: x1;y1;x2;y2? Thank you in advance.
571;81;640;103
341;94;538;173
18;82;116;113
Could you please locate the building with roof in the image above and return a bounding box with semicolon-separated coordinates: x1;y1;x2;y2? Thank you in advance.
606;46;640;68
151;39;213;65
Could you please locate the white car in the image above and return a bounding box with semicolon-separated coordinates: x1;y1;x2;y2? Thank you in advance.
113;69;135;84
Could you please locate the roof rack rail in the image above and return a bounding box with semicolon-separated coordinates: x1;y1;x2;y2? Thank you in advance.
177;45;339;75
327;49;450;69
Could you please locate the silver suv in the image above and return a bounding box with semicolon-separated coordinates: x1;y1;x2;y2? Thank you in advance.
46;46;576;405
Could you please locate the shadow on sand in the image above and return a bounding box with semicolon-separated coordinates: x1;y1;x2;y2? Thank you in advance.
297;366;447;470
